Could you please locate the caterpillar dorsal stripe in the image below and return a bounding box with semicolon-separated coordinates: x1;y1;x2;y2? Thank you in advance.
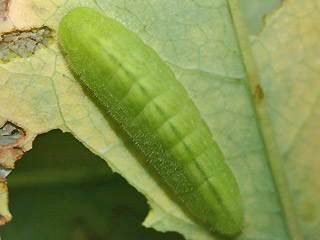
59;7;244;235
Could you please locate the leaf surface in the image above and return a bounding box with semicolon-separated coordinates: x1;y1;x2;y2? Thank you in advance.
0;0;319;239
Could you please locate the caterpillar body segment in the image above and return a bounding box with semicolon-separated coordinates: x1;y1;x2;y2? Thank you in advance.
59;7;244;234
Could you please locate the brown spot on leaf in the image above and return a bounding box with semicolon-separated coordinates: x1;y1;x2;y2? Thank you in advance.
12;146;24;160
0;26;53;62
254;84;264;104
0;0;10;15
0;121;28;227
0;180;12;226
0;121;26;169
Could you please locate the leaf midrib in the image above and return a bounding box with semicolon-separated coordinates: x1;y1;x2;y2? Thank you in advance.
226;1;303;240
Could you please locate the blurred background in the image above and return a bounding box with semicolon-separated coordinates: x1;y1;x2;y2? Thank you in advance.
2;130;184;240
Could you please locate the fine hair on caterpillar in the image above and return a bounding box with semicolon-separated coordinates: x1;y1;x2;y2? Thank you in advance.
59;6;244;235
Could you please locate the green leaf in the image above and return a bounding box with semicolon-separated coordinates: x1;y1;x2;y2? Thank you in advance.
0;0;319;239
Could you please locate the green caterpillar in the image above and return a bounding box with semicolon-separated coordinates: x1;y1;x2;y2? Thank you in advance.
59;7;243;235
